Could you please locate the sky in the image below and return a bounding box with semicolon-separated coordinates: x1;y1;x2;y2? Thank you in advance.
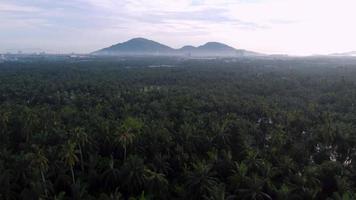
0;0;355;55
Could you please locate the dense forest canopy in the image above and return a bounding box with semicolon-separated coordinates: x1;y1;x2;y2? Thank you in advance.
1;56;356;199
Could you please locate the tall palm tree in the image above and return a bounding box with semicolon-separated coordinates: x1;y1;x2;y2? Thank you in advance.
73;127;89;171
27;146;49;197
62;141;79;184
101;155;121;190
115;117;143;161
116;131;135;161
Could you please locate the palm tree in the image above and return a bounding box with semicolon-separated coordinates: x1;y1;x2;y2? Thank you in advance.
0;111;10;144
62;140;79;184
149;153;171;174
70;180;89;200
144;168;168;198
26;146;49;197
238;175;272;200
53;192;65;200
120;155;146;194
332;192;356;200
184;162;218;199
244;149;263;172
229;162;248;189
72;127;89;171
274;184;292;199
212;116;233;147
23;107;38;143
109;188;123;200
115;117;143;161
101;155;121;190
0;168;17;200
0;111;10;134
129;191;149;200
116;131;135;161
205;183;236;200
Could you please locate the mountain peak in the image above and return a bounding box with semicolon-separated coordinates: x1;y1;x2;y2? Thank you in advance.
199;42;236;51
204;42;227;46
94;38;260;57
180;45;196;51
127;37;153;42
96;38;173;55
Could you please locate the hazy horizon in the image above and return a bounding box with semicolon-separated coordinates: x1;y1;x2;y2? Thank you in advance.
1;0;356;55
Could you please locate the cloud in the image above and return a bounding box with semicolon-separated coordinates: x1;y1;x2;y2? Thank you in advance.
0;0;356;55
0;2;41;12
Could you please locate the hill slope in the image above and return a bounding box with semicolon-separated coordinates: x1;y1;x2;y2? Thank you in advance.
94;38;174;55
94;38;261;57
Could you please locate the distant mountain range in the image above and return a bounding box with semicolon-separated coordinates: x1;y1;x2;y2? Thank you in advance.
329;51;356;57
93;38;262;57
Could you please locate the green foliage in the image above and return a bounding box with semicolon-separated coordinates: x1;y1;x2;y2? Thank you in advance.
1;57;356;199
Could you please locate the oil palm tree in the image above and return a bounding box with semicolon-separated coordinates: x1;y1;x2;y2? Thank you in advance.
238;175;272;200
212;116;233;147
29;146;49;197
144;168;168;198
184;162;218;199
149;153;171;174
274;184;292;199
72;127;89;171
62;141;79;184
332;192;356;200
116;131;135;161
22;107;38;143
0;111;10;134
101;155;121;190
205;183;236;200
115;117;143;161
0;168;17;200
120;155;146;194
229;162;248;189
70;180;89;200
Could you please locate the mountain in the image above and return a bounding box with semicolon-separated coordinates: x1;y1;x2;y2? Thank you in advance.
179;42;237;56
186;42;260;56
94;38;261;57
198;42;236;51
179;45;196;51
329;51;356;57
93;38;174;55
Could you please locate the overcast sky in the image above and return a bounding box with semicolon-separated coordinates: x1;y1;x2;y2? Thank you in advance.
1;0;355;55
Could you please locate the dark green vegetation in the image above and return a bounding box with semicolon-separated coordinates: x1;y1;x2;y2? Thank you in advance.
1;56;356;199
